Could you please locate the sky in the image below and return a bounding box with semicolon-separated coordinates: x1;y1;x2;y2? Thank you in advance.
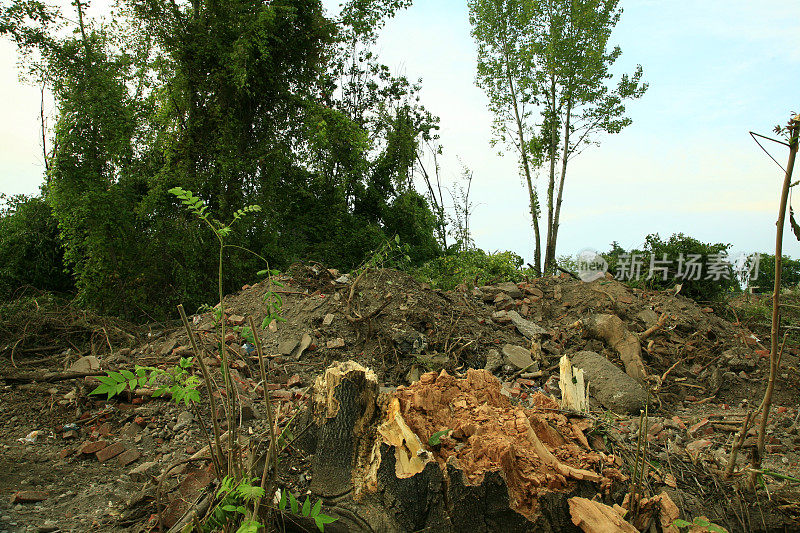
1;0;799;265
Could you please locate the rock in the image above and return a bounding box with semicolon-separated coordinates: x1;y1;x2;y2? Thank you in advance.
160;338;178;356
636;309;659;327
121;422;142;439
287;374;302;388
406;366;422;384
722;348;756;371
322;313;335;326
525;286;544;299
495;281;523;299
278;339;299;356
9;491;48;504
174;411;194;432
685;439;712;462
493;293;514;310
326;338;345;349
95;442;126;462
240;399;261;421
502;345;535;371
293;333;313;358
507;311;547;340
570;351;648;414
484;349;503;373
116;449;141;467
129;461;158;482
69;356;100;373
228;314;246;326
391;328;427;354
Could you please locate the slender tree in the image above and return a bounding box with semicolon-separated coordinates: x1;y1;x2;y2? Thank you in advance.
469;0;646;274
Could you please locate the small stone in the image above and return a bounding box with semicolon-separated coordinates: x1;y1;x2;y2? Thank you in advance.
121;422;142;439
278;339;299;356
286;374;302;388
484;349;503;373
116;449;142;466
69;356;100;373
173;411;194;432
507;311;547;340
326;338;345;349
322;314;334;326
293;333;312;358
228;314;246;326
502;344;534;371
97;422;113;437
59;448;74;459
129;461;158;482
95;442;126;462
62;430;78;440
495;281;523;298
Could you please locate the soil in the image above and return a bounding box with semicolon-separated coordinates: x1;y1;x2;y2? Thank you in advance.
0;266;799;532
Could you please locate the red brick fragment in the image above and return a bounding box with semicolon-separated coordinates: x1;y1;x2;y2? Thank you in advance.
96;442;125;462
79;440;108;454
116;449;141;466
10;491;48;504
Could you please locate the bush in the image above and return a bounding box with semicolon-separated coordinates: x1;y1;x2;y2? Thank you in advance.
747;253;800;292
603;234;738;302
415;249;524;290
0;195;73;297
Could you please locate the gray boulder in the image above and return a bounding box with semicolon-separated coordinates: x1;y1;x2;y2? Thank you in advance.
570;351;648;414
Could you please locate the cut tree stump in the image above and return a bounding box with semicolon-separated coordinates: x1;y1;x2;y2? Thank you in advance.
300;362;628;532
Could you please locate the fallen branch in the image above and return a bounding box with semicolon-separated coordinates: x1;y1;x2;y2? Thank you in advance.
1;370;106;384
724;410;752;479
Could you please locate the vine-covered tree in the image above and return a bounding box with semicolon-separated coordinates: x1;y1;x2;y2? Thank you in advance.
0;0;442;319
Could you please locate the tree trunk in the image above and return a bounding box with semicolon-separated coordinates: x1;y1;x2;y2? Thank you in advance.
545;77;558;274
547;96;573;271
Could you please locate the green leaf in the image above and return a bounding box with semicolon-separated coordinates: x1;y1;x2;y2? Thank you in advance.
302;495;311;517
96;375;118;387
289;492;299;514
429;429;451;446
221;504;237;512
311;498;322;517
108;371;126;383
279;489;287;511
672;519;692;528
695;518;710;527
236;520;261;533
708;525;727;533
120;369;135;380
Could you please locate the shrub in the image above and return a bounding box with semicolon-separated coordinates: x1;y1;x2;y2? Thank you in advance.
415;249;524;290
605;233;738;302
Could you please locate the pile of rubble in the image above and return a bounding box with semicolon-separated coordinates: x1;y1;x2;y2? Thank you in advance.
1;264;799;531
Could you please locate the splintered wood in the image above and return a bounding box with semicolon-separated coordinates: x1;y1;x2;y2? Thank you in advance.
559;355;588;413
383;368;625;519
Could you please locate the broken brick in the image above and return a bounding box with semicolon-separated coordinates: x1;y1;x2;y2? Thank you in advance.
287;374;302;388
326;338;345;349
116;449;141;466
271;390;292;401
79;440;108;455
10;491;48;504
96;442;125;462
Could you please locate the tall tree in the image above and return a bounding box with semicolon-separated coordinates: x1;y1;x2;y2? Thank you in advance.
469;0;646;274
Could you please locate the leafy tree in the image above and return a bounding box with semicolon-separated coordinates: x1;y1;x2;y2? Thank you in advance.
468;0;646;275
748;254;800;293
0;194;73;296
1;0;443;318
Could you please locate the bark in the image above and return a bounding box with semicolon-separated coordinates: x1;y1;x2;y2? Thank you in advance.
545;77;558;273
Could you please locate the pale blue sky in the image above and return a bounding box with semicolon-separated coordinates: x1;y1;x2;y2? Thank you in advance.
2;0;799;263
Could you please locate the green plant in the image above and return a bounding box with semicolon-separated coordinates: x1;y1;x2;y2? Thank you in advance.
278;489;337;532
429;429;451;446
89;357;201;406
415;248;524;290
672;516;727;532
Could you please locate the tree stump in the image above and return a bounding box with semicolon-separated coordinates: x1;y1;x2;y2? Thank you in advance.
302;362;626;532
